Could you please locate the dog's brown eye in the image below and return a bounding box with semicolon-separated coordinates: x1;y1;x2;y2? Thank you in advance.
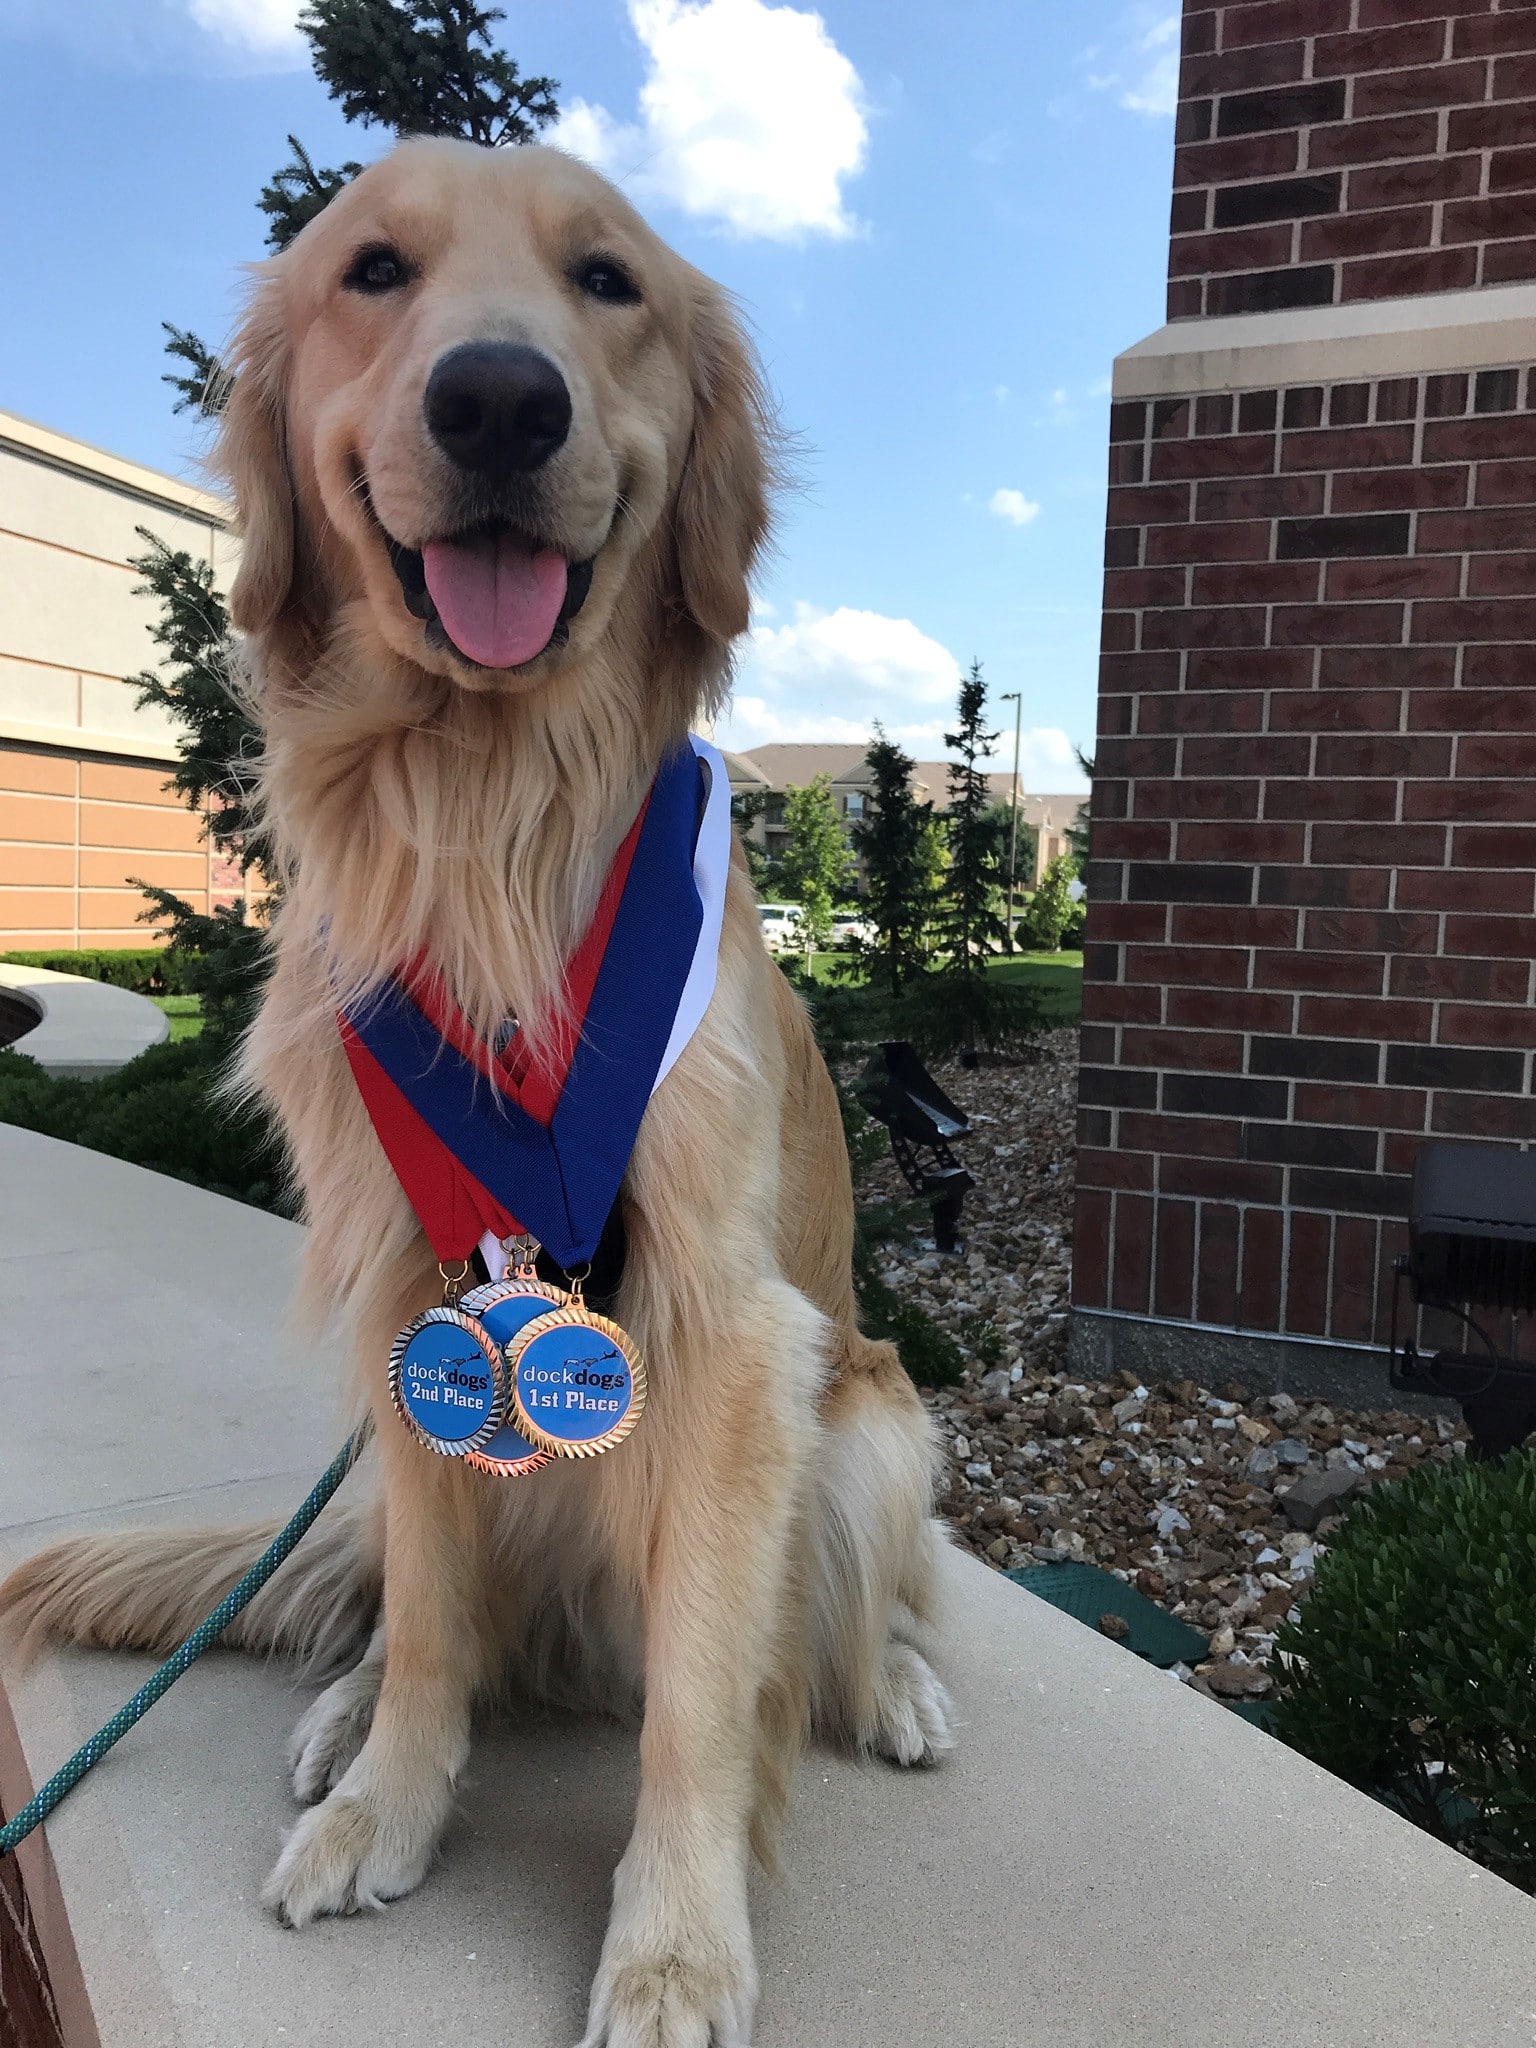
575;258;641;306
344;246;410;294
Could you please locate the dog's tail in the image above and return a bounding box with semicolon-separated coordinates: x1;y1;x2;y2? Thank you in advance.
0;1503;384;1675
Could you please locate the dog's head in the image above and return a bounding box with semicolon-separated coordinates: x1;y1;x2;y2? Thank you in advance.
220;138;773;695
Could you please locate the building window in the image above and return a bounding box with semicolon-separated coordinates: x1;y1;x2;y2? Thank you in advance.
843;792;864;818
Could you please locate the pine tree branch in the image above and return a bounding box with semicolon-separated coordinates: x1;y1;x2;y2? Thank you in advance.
126;534;267;868
259;135;367;250
160;324;228;417
298;0;558;148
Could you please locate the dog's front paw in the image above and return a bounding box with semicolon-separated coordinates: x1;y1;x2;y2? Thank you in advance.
873;1641;956;1767
577;1944;757;2048
577;1856;757;2048
261;1782;441;1926
289;1662;383;1805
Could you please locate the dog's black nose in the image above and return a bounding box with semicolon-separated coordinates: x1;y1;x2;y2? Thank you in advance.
424;343;572;476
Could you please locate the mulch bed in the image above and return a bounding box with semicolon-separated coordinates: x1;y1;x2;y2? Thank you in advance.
860;1029;1467;1697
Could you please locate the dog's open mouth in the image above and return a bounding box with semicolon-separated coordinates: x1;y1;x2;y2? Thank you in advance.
386;525;594;670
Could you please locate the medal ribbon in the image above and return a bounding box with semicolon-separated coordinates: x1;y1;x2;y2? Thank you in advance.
339;739;711;1270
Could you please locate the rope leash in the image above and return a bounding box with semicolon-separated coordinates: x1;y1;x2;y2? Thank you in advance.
0;1418;373;1860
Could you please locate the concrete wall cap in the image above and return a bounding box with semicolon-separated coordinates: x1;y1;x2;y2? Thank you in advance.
0;963;169;1078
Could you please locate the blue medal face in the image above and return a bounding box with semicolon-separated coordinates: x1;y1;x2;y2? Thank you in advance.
507;1309;647;1458
458;1281;563;1478
388;1307;506;1456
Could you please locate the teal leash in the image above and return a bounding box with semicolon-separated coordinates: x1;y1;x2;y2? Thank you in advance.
0;1419;373;1860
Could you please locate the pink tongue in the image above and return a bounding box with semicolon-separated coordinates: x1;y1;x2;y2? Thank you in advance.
421;532;569;669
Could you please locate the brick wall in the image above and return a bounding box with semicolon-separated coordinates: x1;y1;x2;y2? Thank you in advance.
0;1836;64;2048
1172;1;1536;319
1074;360;1536;1354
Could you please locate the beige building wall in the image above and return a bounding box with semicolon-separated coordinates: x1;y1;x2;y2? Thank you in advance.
0;410;240;948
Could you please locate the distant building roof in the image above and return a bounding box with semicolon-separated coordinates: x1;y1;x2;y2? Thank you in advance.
734;745;1087;819
736;743;876;787
719;747;770;789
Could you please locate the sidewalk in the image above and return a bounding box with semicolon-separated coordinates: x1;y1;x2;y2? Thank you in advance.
2;1123;1533;2047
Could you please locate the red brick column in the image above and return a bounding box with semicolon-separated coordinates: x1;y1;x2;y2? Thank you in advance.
1171;1;1536;320
1072;0;1536;1397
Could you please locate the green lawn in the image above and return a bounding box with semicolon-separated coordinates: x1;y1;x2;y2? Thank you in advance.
793;948;1082;1022
988;949;1084;1023
150;994;205;1042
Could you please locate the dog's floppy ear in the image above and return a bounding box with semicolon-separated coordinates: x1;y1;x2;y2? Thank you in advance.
674;280;776;648
216;276;299;643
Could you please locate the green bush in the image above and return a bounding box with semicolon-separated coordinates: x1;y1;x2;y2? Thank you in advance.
1270;1451;1536;1890
0;1040;291;1215
0;948;193;995
805;971;1043;1062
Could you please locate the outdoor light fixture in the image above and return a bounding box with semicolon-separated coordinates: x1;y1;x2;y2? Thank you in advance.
855;1041;973;1254
1390;1139;1536;1458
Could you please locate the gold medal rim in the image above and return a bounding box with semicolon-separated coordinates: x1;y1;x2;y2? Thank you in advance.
506;1307;647;1460
388;1305;509;1459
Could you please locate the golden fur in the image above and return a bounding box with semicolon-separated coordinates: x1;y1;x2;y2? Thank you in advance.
0;139;951;2048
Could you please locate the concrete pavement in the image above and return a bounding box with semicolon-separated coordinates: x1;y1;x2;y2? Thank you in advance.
2;1123;1533;2046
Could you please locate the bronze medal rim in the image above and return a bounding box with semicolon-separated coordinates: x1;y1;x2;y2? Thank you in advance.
388;1304;509;1459
463;1440;555;1479
506;1306;647;1460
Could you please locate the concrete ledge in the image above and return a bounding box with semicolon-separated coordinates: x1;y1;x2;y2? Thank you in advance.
1069;1305;1458;1414
2;1127;1533;2045
0;965;168;1079
1114;278;1536;398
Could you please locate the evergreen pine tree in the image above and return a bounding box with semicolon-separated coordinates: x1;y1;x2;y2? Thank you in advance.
938;661;1007;1052
258;135;369;251
852;725;934;997
1067;746;1094;866
137;2;560;977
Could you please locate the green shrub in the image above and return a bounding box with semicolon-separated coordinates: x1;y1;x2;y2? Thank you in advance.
1270;1451;1536;1890
0;948;193;995
0;1040;291;1215
806;971;1043;1062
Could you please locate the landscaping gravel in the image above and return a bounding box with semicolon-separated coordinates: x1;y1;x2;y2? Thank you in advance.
860;1028;1469;1699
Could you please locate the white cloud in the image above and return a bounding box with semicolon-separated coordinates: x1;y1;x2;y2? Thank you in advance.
715;599;1088;789
552;0;869;240
187;0;304;54
747;602;960;706
1119;10;1180;117
989;487;1041;527
1080;7;1180;120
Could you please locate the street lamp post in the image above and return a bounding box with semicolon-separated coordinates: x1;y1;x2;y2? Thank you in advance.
1000;690;1023;952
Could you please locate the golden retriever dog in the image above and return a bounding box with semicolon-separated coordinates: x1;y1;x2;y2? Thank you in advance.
0;138;952;2046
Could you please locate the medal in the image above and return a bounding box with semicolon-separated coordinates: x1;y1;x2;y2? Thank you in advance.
459;1239;563;1478
389;1261;508;1458
505;1274;646;1460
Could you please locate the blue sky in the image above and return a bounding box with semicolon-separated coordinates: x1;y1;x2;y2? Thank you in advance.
0;0;1179;787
